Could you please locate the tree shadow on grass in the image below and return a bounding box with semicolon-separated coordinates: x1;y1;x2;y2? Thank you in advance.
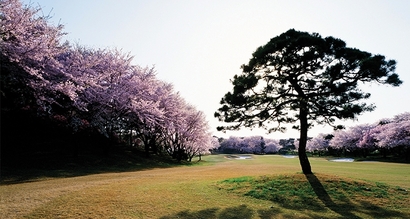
0;149;182;185
305;174;358;218
305;174;408;219
214;174;409;218
160;204;337;219
160;207;220;219
160;205;264;219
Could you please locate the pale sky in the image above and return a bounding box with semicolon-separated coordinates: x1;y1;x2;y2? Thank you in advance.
22;0;410;139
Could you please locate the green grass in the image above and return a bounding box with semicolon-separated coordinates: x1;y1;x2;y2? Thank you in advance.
1;154;409;219
218;173;409;218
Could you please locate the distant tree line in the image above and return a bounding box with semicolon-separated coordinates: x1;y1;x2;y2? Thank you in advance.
1;0;216;165
217;136;291;154
216;112;409;161
296;112;410;160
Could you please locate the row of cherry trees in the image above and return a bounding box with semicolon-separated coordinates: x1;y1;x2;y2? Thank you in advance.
1;0;216;161
217;112;409;158
301;112;410;159
218;136;282;154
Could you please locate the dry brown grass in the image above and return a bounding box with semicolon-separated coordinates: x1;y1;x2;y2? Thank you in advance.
0;163;272;218
1;155;409;218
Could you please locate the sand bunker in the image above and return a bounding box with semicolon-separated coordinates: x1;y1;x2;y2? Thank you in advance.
225;155;253;160
282;155;296;158
329;158;354;162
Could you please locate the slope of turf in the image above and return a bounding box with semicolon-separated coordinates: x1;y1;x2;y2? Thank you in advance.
1;154;409;218
218;173;409;218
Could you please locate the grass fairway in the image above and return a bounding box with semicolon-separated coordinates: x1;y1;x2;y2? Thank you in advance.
1;154;409;218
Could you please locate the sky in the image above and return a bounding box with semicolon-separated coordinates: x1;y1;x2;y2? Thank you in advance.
22;0;410;139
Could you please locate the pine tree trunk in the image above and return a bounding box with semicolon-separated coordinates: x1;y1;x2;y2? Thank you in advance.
299;107;312;174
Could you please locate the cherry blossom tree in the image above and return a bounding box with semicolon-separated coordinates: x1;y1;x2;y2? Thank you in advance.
218;136;282;154
2;0;215;162
219;136;243;153
141;81;183;155
170;105;212;161
184;111;212;161
64;46;215;159
160;93;191;159
329;124;374;157
184;130;215;162
241;136;266;154
327;113;409;158
264;138;281;153
186;135;219;161
330;130;356;156
374;121;409;148
371;112;410;159
392;112;410;123
1;0;70;113
306;133;330;155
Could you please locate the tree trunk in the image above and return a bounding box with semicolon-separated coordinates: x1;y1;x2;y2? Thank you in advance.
143;138;150;157
298;107;312;174
151;140;158;154
129;129;133;147
382;148;387;158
